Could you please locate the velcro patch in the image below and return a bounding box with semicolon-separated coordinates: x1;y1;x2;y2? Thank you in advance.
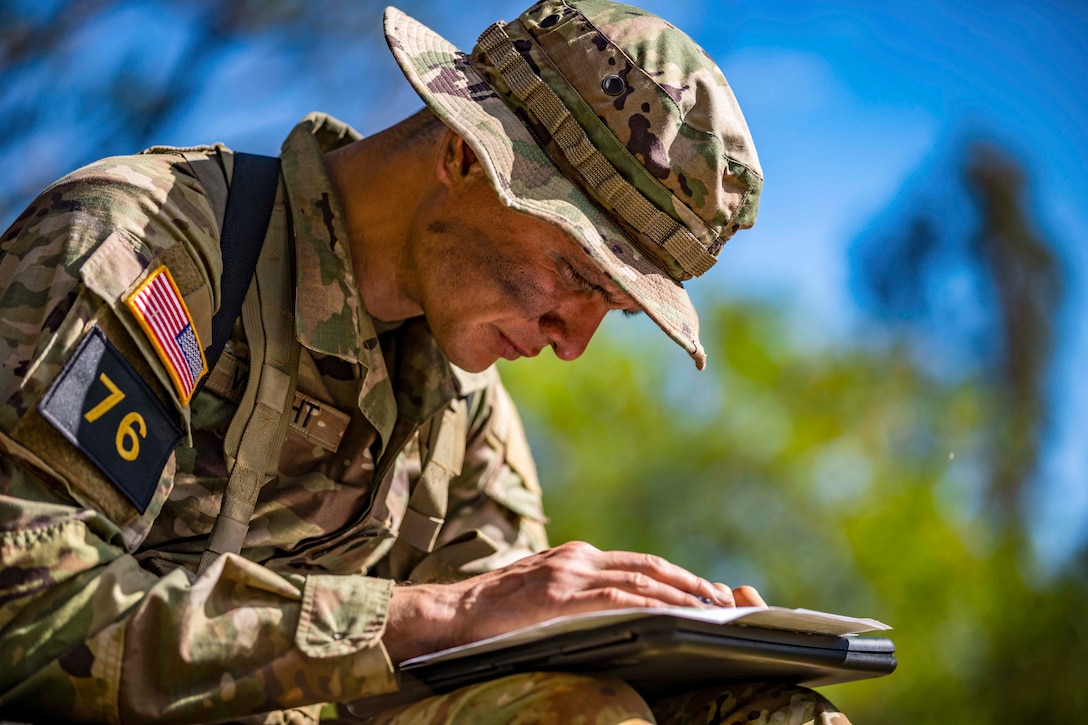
125;265;207;404
38;327;184;513
203;350;350;453
287;390;350;453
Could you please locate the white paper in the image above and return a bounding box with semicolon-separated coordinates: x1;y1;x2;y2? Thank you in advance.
400;606;891;668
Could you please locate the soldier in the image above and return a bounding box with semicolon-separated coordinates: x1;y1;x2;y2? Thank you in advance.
0;1;851;723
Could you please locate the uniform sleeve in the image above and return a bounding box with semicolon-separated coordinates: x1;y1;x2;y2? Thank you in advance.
419;371;550;580
0;155;398;723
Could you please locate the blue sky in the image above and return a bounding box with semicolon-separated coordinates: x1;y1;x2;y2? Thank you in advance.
4;0;1086;563
705;0;1088;565
386;1;1088;564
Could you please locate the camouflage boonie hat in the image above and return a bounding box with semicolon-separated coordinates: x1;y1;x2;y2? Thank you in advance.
384;0;763;369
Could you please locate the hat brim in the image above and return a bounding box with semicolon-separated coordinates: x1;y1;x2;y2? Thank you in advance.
384;6;706;369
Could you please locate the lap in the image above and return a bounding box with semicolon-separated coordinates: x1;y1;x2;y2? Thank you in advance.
371;674;849;725
373;672;653;725
650;682;850;725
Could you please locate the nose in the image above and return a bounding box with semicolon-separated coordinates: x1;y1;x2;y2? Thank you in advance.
540;298;609;362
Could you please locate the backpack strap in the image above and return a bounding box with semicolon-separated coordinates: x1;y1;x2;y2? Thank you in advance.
194;152;281;396
195;151;301;575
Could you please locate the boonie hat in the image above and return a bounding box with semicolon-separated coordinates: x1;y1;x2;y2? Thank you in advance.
384;0;762;369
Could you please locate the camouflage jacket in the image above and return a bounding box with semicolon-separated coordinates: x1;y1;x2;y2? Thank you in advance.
0;113;548;723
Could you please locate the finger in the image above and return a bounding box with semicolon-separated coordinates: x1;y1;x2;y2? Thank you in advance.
711;581;736;607
598;551;728;605
565;582;707;612
575;568;714;609
732;585;766;607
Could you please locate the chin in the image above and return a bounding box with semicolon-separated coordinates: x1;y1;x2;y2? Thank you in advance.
449;356;497;374
430;327;499;373
438;343;496;374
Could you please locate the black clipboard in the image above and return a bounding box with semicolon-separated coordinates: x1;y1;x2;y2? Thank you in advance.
347;611;896;717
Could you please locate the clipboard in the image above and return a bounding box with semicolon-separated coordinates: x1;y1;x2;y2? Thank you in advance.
347;607;896;717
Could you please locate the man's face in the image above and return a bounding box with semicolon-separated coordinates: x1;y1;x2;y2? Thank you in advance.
408;159;640;373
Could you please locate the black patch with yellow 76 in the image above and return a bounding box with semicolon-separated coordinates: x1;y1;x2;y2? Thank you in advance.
38;326;183;513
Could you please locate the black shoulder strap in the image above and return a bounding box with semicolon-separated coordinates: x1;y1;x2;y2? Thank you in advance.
197;152;281;395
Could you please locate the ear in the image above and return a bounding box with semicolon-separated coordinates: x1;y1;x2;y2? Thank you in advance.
435;129;483;189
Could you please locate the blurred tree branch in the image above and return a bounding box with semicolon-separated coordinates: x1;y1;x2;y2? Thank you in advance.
0;0;417;224
966;145;1063;510
851;141;1064;526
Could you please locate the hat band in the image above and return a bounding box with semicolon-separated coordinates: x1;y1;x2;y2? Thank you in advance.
476;22;718;279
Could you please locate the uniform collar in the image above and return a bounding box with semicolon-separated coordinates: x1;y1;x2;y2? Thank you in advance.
280;112;369;363
280;112;401;443
278;113;489;446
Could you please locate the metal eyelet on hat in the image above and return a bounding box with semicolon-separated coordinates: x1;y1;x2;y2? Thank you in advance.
601;75;626;96
540;13;561;28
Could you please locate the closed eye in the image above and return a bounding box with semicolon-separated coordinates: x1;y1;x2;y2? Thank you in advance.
562;261;598;295
562;260;642;316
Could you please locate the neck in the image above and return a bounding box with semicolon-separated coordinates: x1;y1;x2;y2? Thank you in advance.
324;131;427;323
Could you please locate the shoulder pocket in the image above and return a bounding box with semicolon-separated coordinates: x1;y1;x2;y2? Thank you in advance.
38;327;182;514
11;308;185;537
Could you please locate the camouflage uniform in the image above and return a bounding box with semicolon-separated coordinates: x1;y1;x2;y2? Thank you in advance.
374;674;850;725
0;113;548;722
0;0;853;722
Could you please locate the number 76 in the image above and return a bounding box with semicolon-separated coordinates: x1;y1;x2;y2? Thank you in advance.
84;372;147;461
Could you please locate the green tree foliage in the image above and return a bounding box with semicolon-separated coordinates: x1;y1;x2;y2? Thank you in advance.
499;144;1087;723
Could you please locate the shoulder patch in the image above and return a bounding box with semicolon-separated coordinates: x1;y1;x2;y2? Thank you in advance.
38;327;184;513
125;265;207;404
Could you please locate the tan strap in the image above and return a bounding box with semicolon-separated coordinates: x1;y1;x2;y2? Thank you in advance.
197;184;299;574
476;22;717;278
202;350;350;454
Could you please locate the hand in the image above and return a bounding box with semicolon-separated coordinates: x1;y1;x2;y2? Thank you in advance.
711;581;766;607
383;540;766;663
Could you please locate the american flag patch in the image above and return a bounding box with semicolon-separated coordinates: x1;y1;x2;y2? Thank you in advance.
125;265;207;404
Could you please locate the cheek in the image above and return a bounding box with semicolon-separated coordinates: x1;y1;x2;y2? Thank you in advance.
487;257;558;317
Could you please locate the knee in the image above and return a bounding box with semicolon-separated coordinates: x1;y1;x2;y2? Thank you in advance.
756;683;848;724
378;671;655;724
651;682;850;725
506;672;654;723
